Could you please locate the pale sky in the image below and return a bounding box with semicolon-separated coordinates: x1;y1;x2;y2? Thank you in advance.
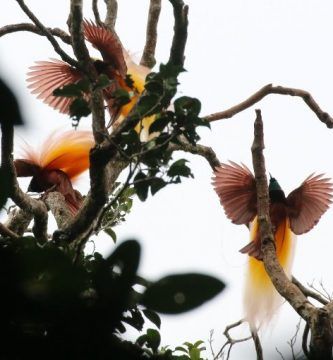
1;1;333;359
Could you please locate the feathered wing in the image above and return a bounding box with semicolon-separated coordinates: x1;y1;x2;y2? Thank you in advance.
212;161;257;225
26;59;83;114
39;130;94;180
14;159;40;177
287;173;333;234
244;216;296;327
83;20;127;77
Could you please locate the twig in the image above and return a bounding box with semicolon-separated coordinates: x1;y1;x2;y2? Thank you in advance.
104;0;118;29
92;0;103;26
292;277;328;305
215;319;252;359
0;23;71;43
140;0;162;68
203;84;333;129
208;330;216;359
0;223;19;239
1;121;48;243
168;0;188;67
251;109;315;322
250;328;263;360
168;138;220;170
15;0;78;68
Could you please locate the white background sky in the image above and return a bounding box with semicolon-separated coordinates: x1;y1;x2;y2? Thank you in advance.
1;1;333;359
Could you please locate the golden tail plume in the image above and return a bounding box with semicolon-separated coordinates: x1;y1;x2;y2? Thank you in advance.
243;216;296;327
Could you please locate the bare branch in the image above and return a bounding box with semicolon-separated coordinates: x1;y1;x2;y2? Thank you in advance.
92;0;103;26
292;276;328;305
302;322;310;358
0;223;19;239
0;23;71;44
168;0;188;67
140;0;162;68
168;138;220;170
15;0;78;67
104;0;118;29
1;121;48;243
250;328;263;360
251;109;315;322
203;84;333;129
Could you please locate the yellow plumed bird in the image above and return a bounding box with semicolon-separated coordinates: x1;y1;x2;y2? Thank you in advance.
212;161;333;326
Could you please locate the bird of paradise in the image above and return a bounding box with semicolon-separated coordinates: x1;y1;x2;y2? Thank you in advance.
14;130;94;214
212;161;333;326
26;20;154;137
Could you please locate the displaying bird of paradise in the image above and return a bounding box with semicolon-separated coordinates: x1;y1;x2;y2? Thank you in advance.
212;161;333;326
26;21;153;136
14;130;94;214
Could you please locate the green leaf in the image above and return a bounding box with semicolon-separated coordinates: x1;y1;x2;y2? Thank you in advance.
146;328;161;353
95;74;111;90
193;340;205;348
150;178;167;195
112;88;131;106
137;94;160;116
145;80;164;95
149;115;171;134
134;172;149;201
167;159;193;178
141;273;225;314
53;83;83;98
143;309;161;329
174;96;201;117
175;346;188;354
69;98;91;120
189;347;200;360
104;228;117;243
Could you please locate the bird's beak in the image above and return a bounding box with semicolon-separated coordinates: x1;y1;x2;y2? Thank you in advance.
269;172;273;179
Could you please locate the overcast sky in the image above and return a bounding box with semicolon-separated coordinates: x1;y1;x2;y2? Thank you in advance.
1;1;333;358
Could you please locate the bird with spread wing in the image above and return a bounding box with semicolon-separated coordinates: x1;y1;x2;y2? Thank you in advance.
212;161;333;326
26;21;153;137
14;130;94;215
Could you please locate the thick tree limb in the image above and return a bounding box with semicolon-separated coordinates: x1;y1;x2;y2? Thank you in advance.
0;223;19;239
251;109;315;322
203;84;333;129
140;0;162;68
5;208;33;236
44;192;73;230
0;23;71;44
1;122;48;243
168;0;188;67
15;0;78;67
104;0;118;29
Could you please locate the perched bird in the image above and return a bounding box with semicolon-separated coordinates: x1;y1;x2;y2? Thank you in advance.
212;161;333;326
14;130;94;214
26;21;153;135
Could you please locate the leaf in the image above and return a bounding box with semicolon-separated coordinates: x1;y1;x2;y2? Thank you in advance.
150;178;167;196
143;309;161;329
95;74;111;90
146;328;161;353
53;83;83;97
137;94;160;116
112;88;131;106
174;96;201;117
189;347;200;360
0;78;24;125
149;115;171;134
104;228;117;243
145;80;164;95
167;159;193;178
69;98;91;120
141;273;225;314
134;172;149;201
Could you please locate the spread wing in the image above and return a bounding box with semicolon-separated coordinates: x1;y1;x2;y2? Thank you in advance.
212;161;257;225
26;59;83;114
287;173;333;234
83;20;127;77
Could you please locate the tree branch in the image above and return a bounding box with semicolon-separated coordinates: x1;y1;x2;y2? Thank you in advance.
251;109;315;322
92;0;103;26
0;223;19;240
292;276;328;306
104;0;118;29
1;122;48;243
203;84;333;129
5;208;33;236
44;192;73;230
0;23;71;44
15;0;78;67
140;0;162;68
250;328;263;360
168;0;188;67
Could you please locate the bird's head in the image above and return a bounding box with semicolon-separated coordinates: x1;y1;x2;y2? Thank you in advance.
269;174;283;192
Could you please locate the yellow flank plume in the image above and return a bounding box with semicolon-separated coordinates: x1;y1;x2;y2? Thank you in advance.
243;216;296;327
38;130;94;180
